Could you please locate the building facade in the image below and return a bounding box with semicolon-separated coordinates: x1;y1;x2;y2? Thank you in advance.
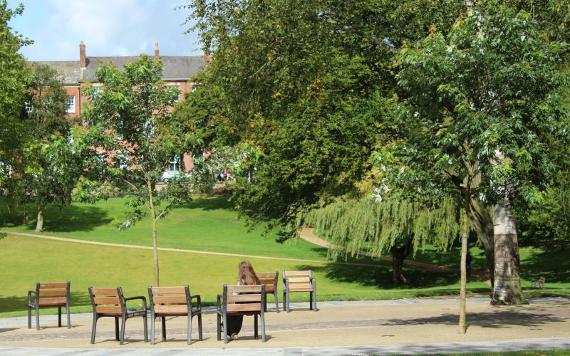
35;42;207;176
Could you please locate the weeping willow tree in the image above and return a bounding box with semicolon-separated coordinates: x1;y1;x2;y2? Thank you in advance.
303;196;463;283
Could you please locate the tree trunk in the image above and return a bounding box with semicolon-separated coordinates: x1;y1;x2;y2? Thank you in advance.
491;200;524;305
459;212;469;334
391;240;412;284
147;178;160;287
469;197;495;287
35;206;44;232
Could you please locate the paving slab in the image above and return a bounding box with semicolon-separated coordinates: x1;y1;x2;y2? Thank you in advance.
0;298;569;355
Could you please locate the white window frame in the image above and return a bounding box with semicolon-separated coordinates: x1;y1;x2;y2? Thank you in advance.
66;96;76;114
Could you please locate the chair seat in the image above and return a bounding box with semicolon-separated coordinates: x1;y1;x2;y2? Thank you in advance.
288;287;314;292
126;310;147;318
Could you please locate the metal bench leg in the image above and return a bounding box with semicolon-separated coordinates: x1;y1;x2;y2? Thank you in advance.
216;313;221;341
151;317;156;344
310;292;313;311
254;314;258;339
90;317;98;344
187;314;192;345
120;316;126;345
161;316;166;342
222;313;228;344
35;305;40;330
198;313;203;341
261;313;266;342
58;306;62;327
66;303;71;328
27;305;32;329
143;313;148;342
115;317;120;341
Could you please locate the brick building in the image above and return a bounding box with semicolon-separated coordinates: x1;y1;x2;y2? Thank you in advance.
35;42;208;177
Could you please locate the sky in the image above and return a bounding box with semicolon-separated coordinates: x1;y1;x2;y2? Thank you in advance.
7;0;203;61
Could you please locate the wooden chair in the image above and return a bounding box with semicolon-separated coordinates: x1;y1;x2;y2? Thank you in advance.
88;287;148;345
27;282;71;330
257;271;279;312
282;271;317;312
216;284;266;343
147;286;203;345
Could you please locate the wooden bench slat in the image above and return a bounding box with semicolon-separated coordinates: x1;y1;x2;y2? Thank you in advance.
284;271;311;277
93;297;120;305
153;296;188;304
39;289;67;297
154;305;188;315
151;287;186;294
257;274;276;278
39;283;68;289
287;277;311;283
91;288;119;296
226;303;262;312
38;297;67;306
228;294;262;303
288;283;314;291
227;285;263;293
96;305;122;314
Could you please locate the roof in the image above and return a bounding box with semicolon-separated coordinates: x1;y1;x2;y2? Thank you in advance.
33;56;205;84
84;56;205;82
33;61;81;85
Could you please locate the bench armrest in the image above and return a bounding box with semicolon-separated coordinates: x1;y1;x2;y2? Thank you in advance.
28;290;37;305
191;294;202;311
125;296;147;311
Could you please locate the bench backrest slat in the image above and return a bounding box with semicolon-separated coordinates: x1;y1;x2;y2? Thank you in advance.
223;284;265;314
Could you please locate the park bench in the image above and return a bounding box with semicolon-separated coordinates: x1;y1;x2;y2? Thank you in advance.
27;282;71;330
257;271;280;312
216;284;267;343
88;287;148;345
282;270;317;312
147;286;203;345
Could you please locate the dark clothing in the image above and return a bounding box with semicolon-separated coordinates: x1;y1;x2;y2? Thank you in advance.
226;315;243;336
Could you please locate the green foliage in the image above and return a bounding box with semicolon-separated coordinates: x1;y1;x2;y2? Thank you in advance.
185;0;469;226
303;195;461;259
0;0;31;189
84;55;191;227
382;1;569;206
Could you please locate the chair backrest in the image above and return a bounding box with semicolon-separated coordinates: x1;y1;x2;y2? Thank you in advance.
88;287;124;315
148;286;190;314
36;282;70;305
257;272;278;293
223;285;265;314
283;271;314;291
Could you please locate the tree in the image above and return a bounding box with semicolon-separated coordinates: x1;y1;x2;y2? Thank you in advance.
0;0;30;191
84;56;191;286
17;64;96;232
380;0;568;329
303;195;460;283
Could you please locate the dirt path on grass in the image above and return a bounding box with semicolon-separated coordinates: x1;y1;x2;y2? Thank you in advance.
3;231;383;268
298;227;457;273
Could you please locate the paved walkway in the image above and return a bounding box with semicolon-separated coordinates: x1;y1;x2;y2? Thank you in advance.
1;298;569;355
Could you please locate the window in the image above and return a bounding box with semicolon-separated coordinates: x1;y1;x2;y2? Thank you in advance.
66;96;76;114
169;155;181;172
24;101;33;113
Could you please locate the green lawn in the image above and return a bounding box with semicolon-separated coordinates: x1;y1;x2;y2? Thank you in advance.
0;196;568;318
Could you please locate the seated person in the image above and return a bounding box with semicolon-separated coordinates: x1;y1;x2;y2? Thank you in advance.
226;261;260;339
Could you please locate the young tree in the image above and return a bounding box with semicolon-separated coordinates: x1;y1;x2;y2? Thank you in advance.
18;64;96;232
85;56;191;286
382;0;568;330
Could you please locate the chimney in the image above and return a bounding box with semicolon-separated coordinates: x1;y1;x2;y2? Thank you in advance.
80;41;86;68
154;42;160;60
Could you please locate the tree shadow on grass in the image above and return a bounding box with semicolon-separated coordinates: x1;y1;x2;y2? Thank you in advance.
0;292;91;314
521;248;570;283
1;204;112;233
180;196;233;211
297;262;463;289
